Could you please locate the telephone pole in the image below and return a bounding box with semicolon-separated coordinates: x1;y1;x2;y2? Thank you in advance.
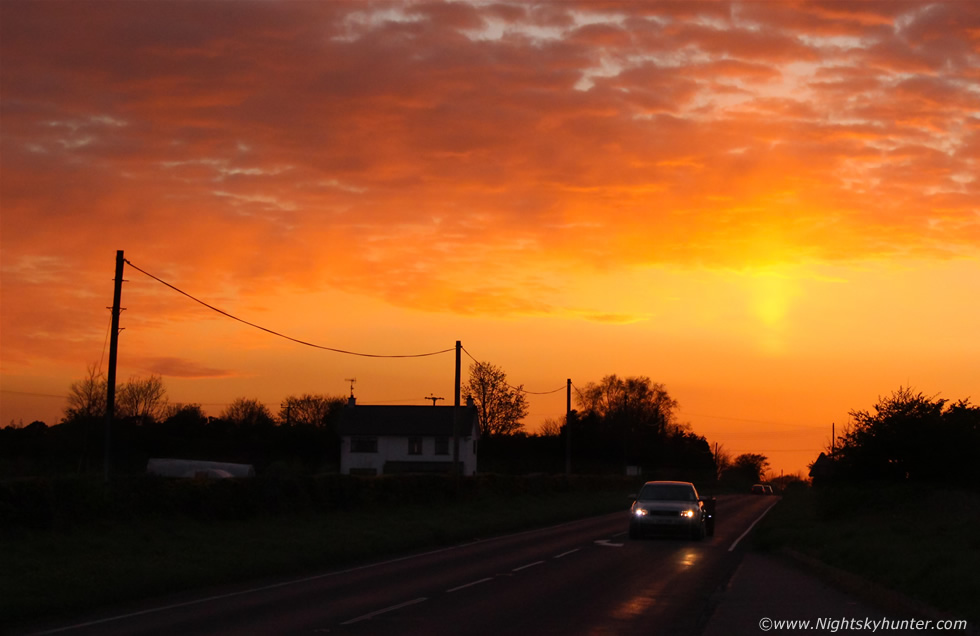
565;378;572;474
104;250;125;483
452;340;461;475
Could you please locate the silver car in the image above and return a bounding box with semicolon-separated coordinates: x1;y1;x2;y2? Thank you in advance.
629;480;708;540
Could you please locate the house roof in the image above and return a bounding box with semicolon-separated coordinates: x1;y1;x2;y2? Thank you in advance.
337;404;480;438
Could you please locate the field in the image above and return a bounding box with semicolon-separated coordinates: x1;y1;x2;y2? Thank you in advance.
753;483;980;625
1;477;630;629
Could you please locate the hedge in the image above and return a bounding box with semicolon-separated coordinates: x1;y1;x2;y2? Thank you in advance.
0;473;638;529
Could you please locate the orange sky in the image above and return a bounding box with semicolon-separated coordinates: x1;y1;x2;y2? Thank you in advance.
2;1;978;477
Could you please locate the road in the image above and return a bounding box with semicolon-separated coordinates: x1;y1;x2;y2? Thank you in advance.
27;495;779;636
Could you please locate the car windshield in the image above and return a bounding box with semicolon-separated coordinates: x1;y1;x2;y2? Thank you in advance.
638;484;696;501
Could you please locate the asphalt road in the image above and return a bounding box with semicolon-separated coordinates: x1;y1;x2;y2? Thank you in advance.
26;494;779;636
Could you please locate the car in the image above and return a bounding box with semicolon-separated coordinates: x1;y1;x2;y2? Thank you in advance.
629;480;710;540
751;484;766;495
763;484;774;495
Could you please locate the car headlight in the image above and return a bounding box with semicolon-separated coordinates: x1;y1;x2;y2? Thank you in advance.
633;508;648;517
680;509;695;518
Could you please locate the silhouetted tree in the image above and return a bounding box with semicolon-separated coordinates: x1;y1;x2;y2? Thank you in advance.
539;416;563;438
713;442;733;481
721;453;769;488
464;361;528;437
831;387;980;485
574;375;679;470
64;364;106;422
577;375;677;438
278;394;344;427
63;364;108;472
117;375;168;424
221;398;275;428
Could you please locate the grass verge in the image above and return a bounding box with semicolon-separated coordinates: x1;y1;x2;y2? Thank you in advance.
752;483;980;624
2;489;628;628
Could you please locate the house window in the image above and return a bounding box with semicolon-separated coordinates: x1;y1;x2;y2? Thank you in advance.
408;437;423;455
434;437;450;455
351;437;378;453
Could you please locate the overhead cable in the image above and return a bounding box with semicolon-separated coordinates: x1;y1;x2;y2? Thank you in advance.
460;345;566;395
124;260;455;359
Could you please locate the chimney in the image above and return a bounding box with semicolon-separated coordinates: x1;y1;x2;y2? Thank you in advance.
466;395;474;407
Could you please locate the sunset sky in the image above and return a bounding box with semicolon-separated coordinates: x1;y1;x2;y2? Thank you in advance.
2;1;978;477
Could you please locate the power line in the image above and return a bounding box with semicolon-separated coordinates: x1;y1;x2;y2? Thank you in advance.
98;311;113;375
460;345;566;395
123;260;455;359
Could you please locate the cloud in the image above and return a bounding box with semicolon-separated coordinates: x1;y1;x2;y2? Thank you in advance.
133;357;234;379
2;0;978;347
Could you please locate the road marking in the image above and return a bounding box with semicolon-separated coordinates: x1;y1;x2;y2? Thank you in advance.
728;499;780;552
553;548;580;559
341;597;428;625
35;512;624;634
594;539;624;547
446;577;493;593
512;560;545;572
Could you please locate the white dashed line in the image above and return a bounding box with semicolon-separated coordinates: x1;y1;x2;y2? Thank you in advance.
553;548;581;559
341;597;428;625
447;577;494;593
512;560;545;572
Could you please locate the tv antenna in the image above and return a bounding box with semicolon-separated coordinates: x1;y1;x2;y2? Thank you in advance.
345;377;357;398
425;394;444;406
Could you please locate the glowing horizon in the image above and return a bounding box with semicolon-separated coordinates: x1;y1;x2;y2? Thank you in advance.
2;1;978;477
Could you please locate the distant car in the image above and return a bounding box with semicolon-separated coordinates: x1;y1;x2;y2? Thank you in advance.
751;484;766;495
763;484;774;495
629;481;710;540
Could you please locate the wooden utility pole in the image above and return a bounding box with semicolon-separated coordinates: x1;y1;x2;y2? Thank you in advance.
104;250;125;483
452;340;461;474
565;378;572;474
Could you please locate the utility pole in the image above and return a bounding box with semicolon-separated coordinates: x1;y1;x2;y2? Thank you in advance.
425;394;444;406
104;250;125;484
452;340;461;475
565;379;572;474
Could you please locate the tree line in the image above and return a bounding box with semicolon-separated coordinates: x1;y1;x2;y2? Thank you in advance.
810;386;980;489
2;361;774;488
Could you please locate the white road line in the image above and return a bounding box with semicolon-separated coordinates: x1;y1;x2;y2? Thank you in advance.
341;597;428;625
512;560;545;572
34;513;622;634
728;499;780;552
447;577;494;593
553;548;580;559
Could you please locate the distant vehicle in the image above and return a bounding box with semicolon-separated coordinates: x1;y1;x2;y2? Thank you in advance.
751;484;767;495
763;484;774;495
629;481;711;540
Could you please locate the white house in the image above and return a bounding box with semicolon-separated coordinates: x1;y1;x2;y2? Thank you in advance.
338;399;480;476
